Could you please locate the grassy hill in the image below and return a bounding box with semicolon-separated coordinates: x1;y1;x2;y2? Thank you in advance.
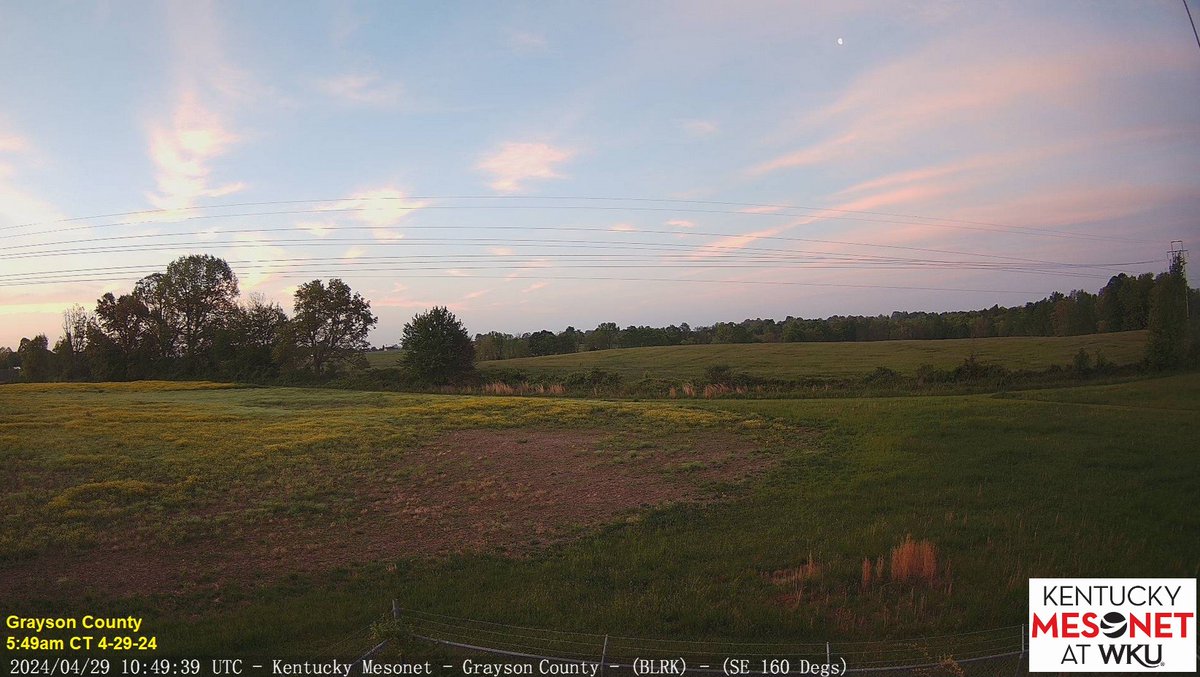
470;330;1148;381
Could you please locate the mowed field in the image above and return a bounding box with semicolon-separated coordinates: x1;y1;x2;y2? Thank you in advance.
456;331;1148;380
1;369;1196;658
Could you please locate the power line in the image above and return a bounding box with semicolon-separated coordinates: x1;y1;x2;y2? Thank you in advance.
0;195;1157;244
0;222;1154;273
0;269;1046;295
1185;0;1200;52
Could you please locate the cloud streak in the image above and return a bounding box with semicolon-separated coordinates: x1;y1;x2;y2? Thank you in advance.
317;73;405;107
146;91;246;211
477;142;574;193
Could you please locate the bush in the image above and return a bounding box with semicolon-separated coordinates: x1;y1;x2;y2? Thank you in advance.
401;306;476;384
703;364;734;385
863;366;902;385
1072;348;1092;374
915;363;950;386
952;354;1009;382
564;367;623;390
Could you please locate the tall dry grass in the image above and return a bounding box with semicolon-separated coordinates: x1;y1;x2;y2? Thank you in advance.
889;534;938;584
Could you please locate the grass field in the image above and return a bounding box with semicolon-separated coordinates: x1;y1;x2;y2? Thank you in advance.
2;369;1195;659
461;331;1149;381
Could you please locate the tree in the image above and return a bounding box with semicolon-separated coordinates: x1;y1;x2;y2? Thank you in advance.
528;329;558;356
92;292;153;379
1146;258;1190;369
289;279;377;376
401;306;475;383
137;255;240;365
55;304;93;380
215;294;289;379
17;335;52;382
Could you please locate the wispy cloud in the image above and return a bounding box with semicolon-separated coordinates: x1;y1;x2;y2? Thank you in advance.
665;219;696;228
477;142;574;193
145;2;261;212
509;30;548;53
522;281;547;293
316;73;404;107
748;24;1194;178
681;119;718;137
297;220;336;237
146;91;246;211
0;134;29;154
339;187;427;239
0;124;65;227
489;246;515;256
609;223;637;232
690;227;784;258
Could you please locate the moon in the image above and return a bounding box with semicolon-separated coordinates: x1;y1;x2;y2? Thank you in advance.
836;37;844;46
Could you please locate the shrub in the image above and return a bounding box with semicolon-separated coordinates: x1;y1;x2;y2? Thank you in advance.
1072;347;1092;374
703;364;734;385
863;366;902;385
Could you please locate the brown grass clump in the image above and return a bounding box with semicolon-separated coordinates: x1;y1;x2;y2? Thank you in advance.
861;557;873;590
483;382;516;395
479;382;567;396
889;534;938;584
767;555;822;588
703;383;731;398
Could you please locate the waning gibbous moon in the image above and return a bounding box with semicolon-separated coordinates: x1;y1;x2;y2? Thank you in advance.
837;37;844;46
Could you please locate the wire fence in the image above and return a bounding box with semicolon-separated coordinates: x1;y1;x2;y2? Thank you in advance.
368;603;1030;677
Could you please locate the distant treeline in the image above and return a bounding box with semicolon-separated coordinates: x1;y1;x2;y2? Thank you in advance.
473;270;1200;369
2;257;1196;385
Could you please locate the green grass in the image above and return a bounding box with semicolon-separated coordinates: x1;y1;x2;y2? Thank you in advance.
2;370;1195;660
364;349;405;368
473;331;1148;380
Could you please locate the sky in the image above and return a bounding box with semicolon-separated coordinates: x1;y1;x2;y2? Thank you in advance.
1;0;1198;347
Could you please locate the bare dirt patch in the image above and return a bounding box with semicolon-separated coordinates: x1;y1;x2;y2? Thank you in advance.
1;427;776;600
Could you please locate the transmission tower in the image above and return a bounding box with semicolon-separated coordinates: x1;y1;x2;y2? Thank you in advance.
1169;240;1188;319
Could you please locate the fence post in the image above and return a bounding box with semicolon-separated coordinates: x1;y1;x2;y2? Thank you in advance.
599;635;609;677
1012;624;1026;677
392;599;400;621
826;641;830;665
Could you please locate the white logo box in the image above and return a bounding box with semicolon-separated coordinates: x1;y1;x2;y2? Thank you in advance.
1028;577;1196;672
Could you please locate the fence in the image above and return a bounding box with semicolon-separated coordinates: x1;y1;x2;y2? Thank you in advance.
349;603;1030;677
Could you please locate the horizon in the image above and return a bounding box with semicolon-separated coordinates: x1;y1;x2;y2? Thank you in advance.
2;1;1199;347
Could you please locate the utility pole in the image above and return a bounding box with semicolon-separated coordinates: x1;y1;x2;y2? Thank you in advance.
1169;241;1188;319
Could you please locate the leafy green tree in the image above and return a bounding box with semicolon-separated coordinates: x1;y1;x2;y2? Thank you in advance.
1146;258;1190;369
401;306;475;383
54;304;93;380
17;334;52;382
215;295;289;379
92;292;153;379
289;279;377;376
528;329;558;356
137;255;240;365
586;322;619;350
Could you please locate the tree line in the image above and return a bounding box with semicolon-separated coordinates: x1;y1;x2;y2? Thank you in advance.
475;264;1198;369
2;255;1195;384
1;254;379;383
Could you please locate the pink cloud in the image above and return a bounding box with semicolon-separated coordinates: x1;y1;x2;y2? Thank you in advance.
477;142;574;193
146;90;246;211
750;26;1195;178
